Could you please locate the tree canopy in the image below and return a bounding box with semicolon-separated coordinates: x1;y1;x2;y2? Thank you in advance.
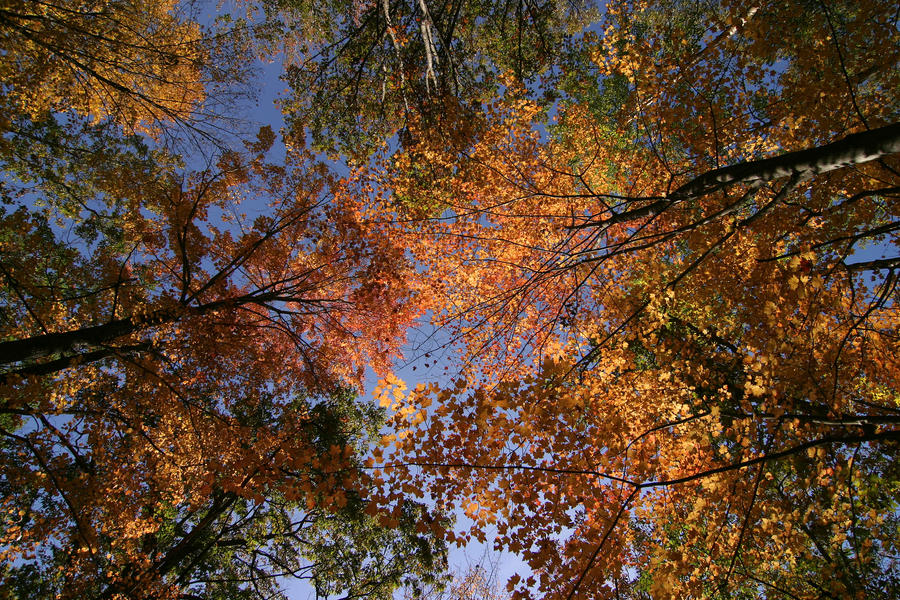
1;0;898;599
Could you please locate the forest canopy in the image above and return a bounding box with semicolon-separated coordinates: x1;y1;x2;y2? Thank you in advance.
1;1;898;599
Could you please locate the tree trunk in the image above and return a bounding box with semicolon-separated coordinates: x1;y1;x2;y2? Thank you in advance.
671;122;900;199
